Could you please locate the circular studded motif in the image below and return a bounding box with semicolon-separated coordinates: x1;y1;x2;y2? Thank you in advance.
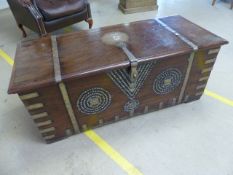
124;99;139;112
77;88;111;115
153;68;182;95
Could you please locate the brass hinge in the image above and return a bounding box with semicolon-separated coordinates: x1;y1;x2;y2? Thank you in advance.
119;43;139;90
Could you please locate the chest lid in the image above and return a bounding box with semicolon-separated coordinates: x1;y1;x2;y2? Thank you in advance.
8;15;228;94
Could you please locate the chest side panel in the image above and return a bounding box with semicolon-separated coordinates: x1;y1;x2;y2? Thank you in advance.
183;48;222;102
18;85;73;143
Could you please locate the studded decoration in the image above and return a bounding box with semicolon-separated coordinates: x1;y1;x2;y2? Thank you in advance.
153;68;182;95
108;62;154;99
77;87;111;115
124;99;139;112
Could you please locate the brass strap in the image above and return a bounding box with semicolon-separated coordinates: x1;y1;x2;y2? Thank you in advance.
51;36;62;83
59;82;80;133
51;36;80;133
119;44;139;90
156;19;198;51
178;52;195;103
156;19;199;103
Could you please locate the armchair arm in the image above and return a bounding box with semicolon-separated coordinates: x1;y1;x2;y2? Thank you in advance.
7;0;47;35
27;3;47;35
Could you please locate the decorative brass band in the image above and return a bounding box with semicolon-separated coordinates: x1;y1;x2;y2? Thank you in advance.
51;36;80;134
19;92;39;100
51;36;62;83
27;103;44;110
156;19;199;104
178;52;195;103
156;19;198;51
59;82;80;133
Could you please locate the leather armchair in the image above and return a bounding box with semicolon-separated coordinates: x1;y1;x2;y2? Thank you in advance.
7;0;93;37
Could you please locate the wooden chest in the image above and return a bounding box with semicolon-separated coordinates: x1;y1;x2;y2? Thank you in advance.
8;16;228;143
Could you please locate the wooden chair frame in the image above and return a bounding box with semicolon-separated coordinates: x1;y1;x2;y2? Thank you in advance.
212;0;233;9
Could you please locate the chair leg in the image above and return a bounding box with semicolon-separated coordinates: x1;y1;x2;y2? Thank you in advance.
85;18;93;29
212;0;217;6
18;24;27;37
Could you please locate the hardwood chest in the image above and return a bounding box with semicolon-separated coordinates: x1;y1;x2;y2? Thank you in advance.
8;15;228;143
